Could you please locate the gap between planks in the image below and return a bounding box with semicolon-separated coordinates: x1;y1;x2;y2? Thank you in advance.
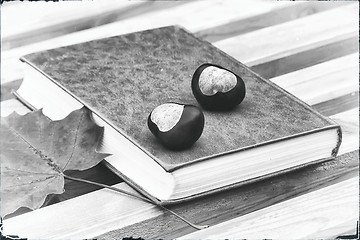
4;152;358;239
1;1;189;50
270;53;359;106
0;0;305;84
214;3;359;67
178;176;359;240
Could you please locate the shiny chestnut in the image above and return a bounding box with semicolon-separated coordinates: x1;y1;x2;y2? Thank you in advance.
192;63;246;110
148;103;204;150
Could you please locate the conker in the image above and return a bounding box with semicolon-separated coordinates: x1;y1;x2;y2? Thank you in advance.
147;103;205;150
192;63;246;110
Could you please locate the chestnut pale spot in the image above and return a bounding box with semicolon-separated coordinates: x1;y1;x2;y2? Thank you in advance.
150;103;184;132
199;66;237;96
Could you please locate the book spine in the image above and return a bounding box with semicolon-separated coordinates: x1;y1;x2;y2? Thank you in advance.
332;127;342;158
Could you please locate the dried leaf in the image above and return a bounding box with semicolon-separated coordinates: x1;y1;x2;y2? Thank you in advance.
1;107;109;217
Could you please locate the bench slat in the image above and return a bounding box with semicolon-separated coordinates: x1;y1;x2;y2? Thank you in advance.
3;107;358;239
179;177;359;240
251;36;359;79
270;53;359;105
313;91;359;116
1;0;293;84
1;1;145;48
214;3;359;66
196;1;349;42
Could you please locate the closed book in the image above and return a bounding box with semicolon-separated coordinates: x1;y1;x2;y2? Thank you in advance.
15;26;341;203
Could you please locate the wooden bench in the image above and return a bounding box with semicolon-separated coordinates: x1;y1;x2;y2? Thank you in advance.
1;1;358;239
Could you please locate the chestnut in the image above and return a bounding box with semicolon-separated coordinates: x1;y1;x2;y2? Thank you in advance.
148;103;205;150
192;63;246;110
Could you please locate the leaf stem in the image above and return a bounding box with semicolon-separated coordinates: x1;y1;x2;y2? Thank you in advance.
62;173;209;230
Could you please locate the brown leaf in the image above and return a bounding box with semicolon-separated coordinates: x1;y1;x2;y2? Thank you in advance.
1;107;109;217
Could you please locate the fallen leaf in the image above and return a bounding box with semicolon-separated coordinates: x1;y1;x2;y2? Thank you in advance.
1;107;109;217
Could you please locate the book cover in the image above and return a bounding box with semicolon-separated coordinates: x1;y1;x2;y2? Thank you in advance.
18;25;341;201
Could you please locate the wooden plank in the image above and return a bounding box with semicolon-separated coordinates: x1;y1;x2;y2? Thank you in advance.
3;3;357;85
178;177;359;240
90;151;360;239
2;0;287;56
3;109;358;238
1;1;138;39
313;91;359;116
2;1;188;50
251;36;358;79
214;3;359;67
3;184;162;239
270;53;359;105
1;1;139;47
196;1;349;42
1;0;293;84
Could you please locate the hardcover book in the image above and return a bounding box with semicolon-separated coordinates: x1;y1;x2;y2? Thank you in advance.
15;26;341;203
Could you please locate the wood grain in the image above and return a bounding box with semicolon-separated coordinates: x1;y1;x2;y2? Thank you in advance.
251;36;359;79
196;1;349;42
1;0;291;84
270;53;358;105
3;112;358;238
3;184;162;239
1;1;139;40
214;3;359;66
313;91;359;116
178;177;359;240
97;150;359;240
2;1;188;49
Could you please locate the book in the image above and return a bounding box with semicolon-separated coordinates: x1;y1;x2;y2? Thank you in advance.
15;26;341;204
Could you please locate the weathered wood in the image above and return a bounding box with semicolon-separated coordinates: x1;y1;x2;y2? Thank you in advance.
3;184;162;239
196;1;349;42
1;1;138;40
178;177;359;239
2;1;187;49
313;91;359;116
214;3;359;66
96;150;359;240
1;0;292;84
251;36;358;79
3;111;358;238
270;53;358;105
